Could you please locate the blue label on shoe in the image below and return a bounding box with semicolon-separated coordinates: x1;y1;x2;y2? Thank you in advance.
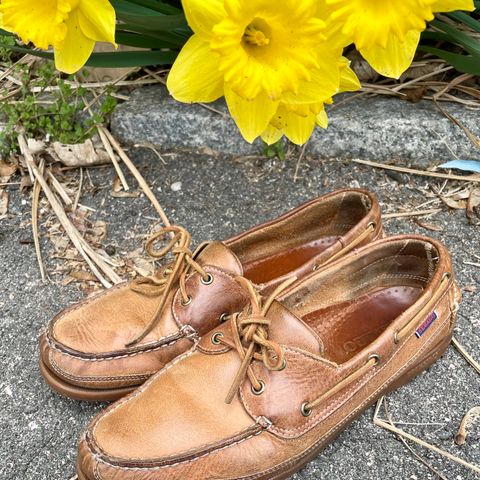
416;311;438;338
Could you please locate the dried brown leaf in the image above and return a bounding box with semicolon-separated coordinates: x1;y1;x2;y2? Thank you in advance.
0;161;16;178
455;406;480;446
463;285;477;293
467;189;480;219
414;219;443;232
69;269;99;282
51;139;110;167
440;196;467;210
0;189;9;217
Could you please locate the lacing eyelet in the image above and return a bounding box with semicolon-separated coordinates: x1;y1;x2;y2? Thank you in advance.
162;268;172;278
301;402;312;417
368;353;381;366
211;332;224;345
367;221;377;230
312;263;319;271
181;295;192;307
201;273;214;285
278;359;287;371
442;272;452;281
393;331;400;345
251;381;265;395
219;313;229;323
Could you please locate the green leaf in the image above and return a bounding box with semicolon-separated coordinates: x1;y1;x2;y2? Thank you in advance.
419;46;480;75
448;12;480;33
116;31;184;49
0;43;178;67
430;19;480;56
112;0;181;14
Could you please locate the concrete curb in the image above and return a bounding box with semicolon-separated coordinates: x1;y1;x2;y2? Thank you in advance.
111;86;480;167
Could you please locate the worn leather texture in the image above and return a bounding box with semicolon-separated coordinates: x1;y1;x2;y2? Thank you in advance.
76;235;459;480
40;189;382;397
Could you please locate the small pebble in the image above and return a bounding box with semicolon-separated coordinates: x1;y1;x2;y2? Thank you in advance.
171;182;182;192
105;245;116;256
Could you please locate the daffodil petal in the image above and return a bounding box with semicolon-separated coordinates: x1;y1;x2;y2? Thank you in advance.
224;85;279;143
316;109;329;129
167;35;224;103
261;124;283;145
432;0;475;12
54;9;94;74
282;110;316;146
360;29;420;79
183;0;226;40
78;0;116;44
339;60;361;93
0;0;71;49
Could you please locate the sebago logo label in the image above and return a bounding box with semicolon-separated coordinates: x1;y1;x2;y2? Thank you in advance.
416;311;438;338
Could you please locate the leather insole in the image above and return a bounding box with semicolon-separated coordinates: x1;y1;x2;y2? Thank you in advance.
243;236;339;284
302;286;422;364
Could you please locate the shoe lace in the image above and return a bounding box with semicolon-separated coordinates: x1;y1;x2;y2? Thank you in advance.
126;225;209;347
218;276;297;404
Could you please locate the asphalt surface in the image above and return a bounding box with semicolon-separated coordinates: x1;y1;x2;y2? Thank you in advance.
1;151;479;479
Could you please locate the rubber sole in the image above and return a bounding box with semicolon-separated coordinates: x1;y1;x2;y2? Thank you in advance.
39;357;137;402
76;333;452;479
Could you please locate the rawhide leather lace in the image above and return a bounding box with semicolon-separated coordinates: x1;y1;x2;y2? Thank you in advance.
217;276;297;404
126;225;209;347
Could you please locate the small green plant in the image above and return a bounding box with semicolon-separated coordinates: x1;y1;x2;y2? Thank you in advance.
0;61;117;156
263;140;287;161
0;34;15;62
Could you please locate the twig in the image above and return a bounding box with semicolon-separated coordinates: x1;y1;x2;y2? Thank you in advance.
464;261;480;268
46;170;72;206
350;158;480;183
383;208;442;219
452;336;480;375
97;126;130;191
383;398;449;480
73;167;83;211
100;127;171;227
294;141;309;182
32;158;47;282
18;133;121;287
374;397;480;474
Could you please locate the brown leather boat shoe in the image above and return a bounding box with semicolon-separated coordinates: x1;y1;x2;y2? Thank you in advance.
40;189;382;401
76;235;459;480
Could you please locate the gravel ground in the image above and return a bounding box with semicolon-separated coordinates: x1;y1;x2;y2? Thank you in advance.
0;151;479;479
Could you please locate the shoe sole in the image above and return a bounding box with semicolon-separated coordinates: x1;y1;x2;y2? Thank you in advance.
76;333;451;479
39;356;137;402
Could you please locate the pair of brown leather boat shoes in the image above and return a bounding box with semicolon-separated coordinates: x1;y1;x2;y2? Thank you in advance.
38;189;460;480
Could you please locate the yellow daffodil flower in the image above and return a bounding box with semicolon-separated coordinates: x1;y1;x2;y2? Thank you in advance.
168;0;352;144
326;0;475;78
0;0;116;74
261;57;360;145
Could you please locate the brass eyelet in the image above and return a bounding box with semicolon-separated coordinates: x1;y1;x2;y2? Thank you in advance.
251;381;265;395
393;331;400;345
201;273;214;285
162;268;172;278
219;313;229;323
181;295;192;307
211;332;224;345
368;353;381;366
312;263;319;271
442;272;452;281
367;221;377;230
301;402;312;417
278;359;287;371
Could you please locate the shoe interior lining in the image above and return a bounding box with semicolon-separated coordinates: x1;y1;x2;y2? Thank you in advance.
228;191;372;284
284;240;439;364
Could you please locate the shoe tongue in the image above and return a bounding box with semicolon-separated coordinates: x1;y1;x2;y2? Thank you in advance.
265;301;324;356
195;241;243;276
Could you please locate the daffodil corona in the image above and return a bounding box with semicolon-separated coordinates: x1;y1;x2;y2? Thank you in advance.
0;0;116;74
168;0;357;144
327;0;475;78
